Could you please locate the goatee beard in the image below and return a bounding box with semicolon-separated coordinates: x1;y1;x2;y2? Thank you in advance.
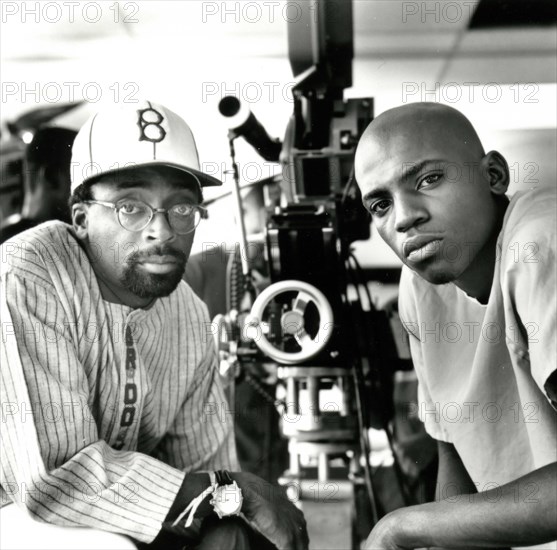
122;245;187;299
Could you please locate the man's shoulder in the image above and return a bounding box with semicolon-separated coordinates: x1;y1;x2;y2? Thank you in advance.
502;186;556;242
506;185;555;213
499;186;556;266
0;221;80;279
1;221;77;254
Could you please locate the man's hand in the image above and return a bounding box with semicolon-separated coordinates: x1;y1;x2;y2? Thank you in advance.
363;511;412;550
231;472;309;550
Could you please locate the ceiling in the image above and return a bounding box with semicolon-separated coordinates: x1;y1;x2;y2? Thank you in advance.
1;1;555;134
2;2;555;75
2;1;555;118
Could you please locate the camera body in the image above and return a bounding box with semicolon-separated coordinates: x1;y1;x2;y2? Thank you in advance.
267;95;373;366
265;1;374;365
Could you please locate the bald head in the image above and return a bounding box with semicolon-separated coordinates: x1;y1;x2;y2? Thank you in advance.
355;102;485;180
354;102;510;291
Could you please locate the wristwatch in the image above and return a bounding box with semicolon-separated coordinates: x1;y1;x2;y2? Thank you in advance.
210;470;243;518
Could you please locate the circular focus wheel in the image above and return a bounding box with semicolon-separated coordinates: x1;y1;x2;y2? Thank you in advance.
244;280;334;365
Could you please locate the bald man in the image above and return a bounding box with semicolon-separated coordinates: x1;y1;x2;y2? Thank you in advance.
355;103;556;549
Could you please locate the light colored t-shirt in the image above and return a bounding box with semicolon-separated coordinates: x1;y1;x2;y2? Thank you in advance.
0;221;238;543
399;186;556;548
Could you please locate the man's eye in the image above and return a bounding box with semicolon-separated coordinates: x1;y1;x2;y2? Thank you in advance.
417;173;442;189
369;199;391;215
119;202;144;215
172;204;194;216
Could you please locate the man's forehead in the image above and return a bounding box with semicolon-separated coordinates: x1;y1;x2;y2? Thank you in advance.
356;130;416;177
357;123;474;176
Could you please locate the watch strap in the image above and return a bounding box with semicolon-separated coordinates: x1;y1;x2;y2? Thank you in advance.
215;470;234;485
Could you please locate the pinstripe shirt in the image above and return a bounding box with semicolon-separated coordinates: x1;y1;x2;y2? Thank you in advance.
0;221;238;543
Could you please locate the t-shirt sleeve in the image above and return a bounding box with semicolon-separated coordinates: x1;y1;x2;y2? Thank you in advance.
398;267;452;443
503;192;557;409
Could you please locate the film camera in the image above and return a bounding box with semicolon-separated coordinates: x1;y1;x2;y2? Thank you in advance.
213;1;406;545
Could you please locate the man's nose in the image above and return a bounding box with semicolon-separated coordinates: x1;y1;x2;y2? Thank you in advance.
145;211;175;242
394;195;428;233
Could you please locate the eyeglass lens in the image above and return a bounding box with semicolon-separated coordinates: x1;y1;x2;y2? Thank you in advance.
117;201;200;234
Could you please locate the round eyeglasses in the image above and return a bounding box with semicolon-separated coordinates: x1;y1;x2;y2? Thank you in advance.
84;199;207;235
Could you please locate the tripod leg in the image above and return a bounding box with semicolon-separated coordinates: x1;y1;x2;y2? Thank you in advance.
350;481;374;550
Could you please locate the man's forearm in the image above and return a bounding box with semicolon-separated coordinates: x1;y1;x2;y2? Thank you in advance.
396;462;557;548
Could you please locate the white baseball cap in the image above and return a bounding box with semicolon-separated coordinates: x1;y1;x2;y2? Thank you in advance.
70;100;222;193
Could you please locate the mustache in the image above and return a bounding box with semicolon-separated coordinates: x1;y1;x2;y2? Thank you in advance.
127;245;187;265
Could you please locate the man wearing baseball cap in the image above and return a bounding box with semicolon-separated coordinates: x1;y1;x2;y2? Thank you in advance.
0;100;308;550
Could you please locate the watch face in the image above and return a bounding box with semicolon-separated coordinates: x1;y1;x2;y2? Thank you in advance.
212;482;243;517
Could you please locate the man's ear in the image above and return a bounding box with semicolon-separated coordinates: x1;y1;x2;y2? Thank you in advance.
480;150;509;196
72;203;89;238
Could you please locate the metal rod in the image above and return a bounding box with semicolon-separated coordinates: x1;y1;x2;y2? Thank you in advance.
228;134;251;278
307;375;320;419
289;441;300;475
318;453;329;482
286;376;299;415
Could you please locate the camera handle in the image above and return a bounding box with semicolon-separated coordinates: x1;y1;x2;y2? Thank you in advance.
244;280;334;365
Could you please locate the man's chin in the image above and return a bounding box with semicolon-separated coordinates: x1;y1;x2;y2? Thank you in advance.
408;262;460;285
123;266;185;299
420;271;456;285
